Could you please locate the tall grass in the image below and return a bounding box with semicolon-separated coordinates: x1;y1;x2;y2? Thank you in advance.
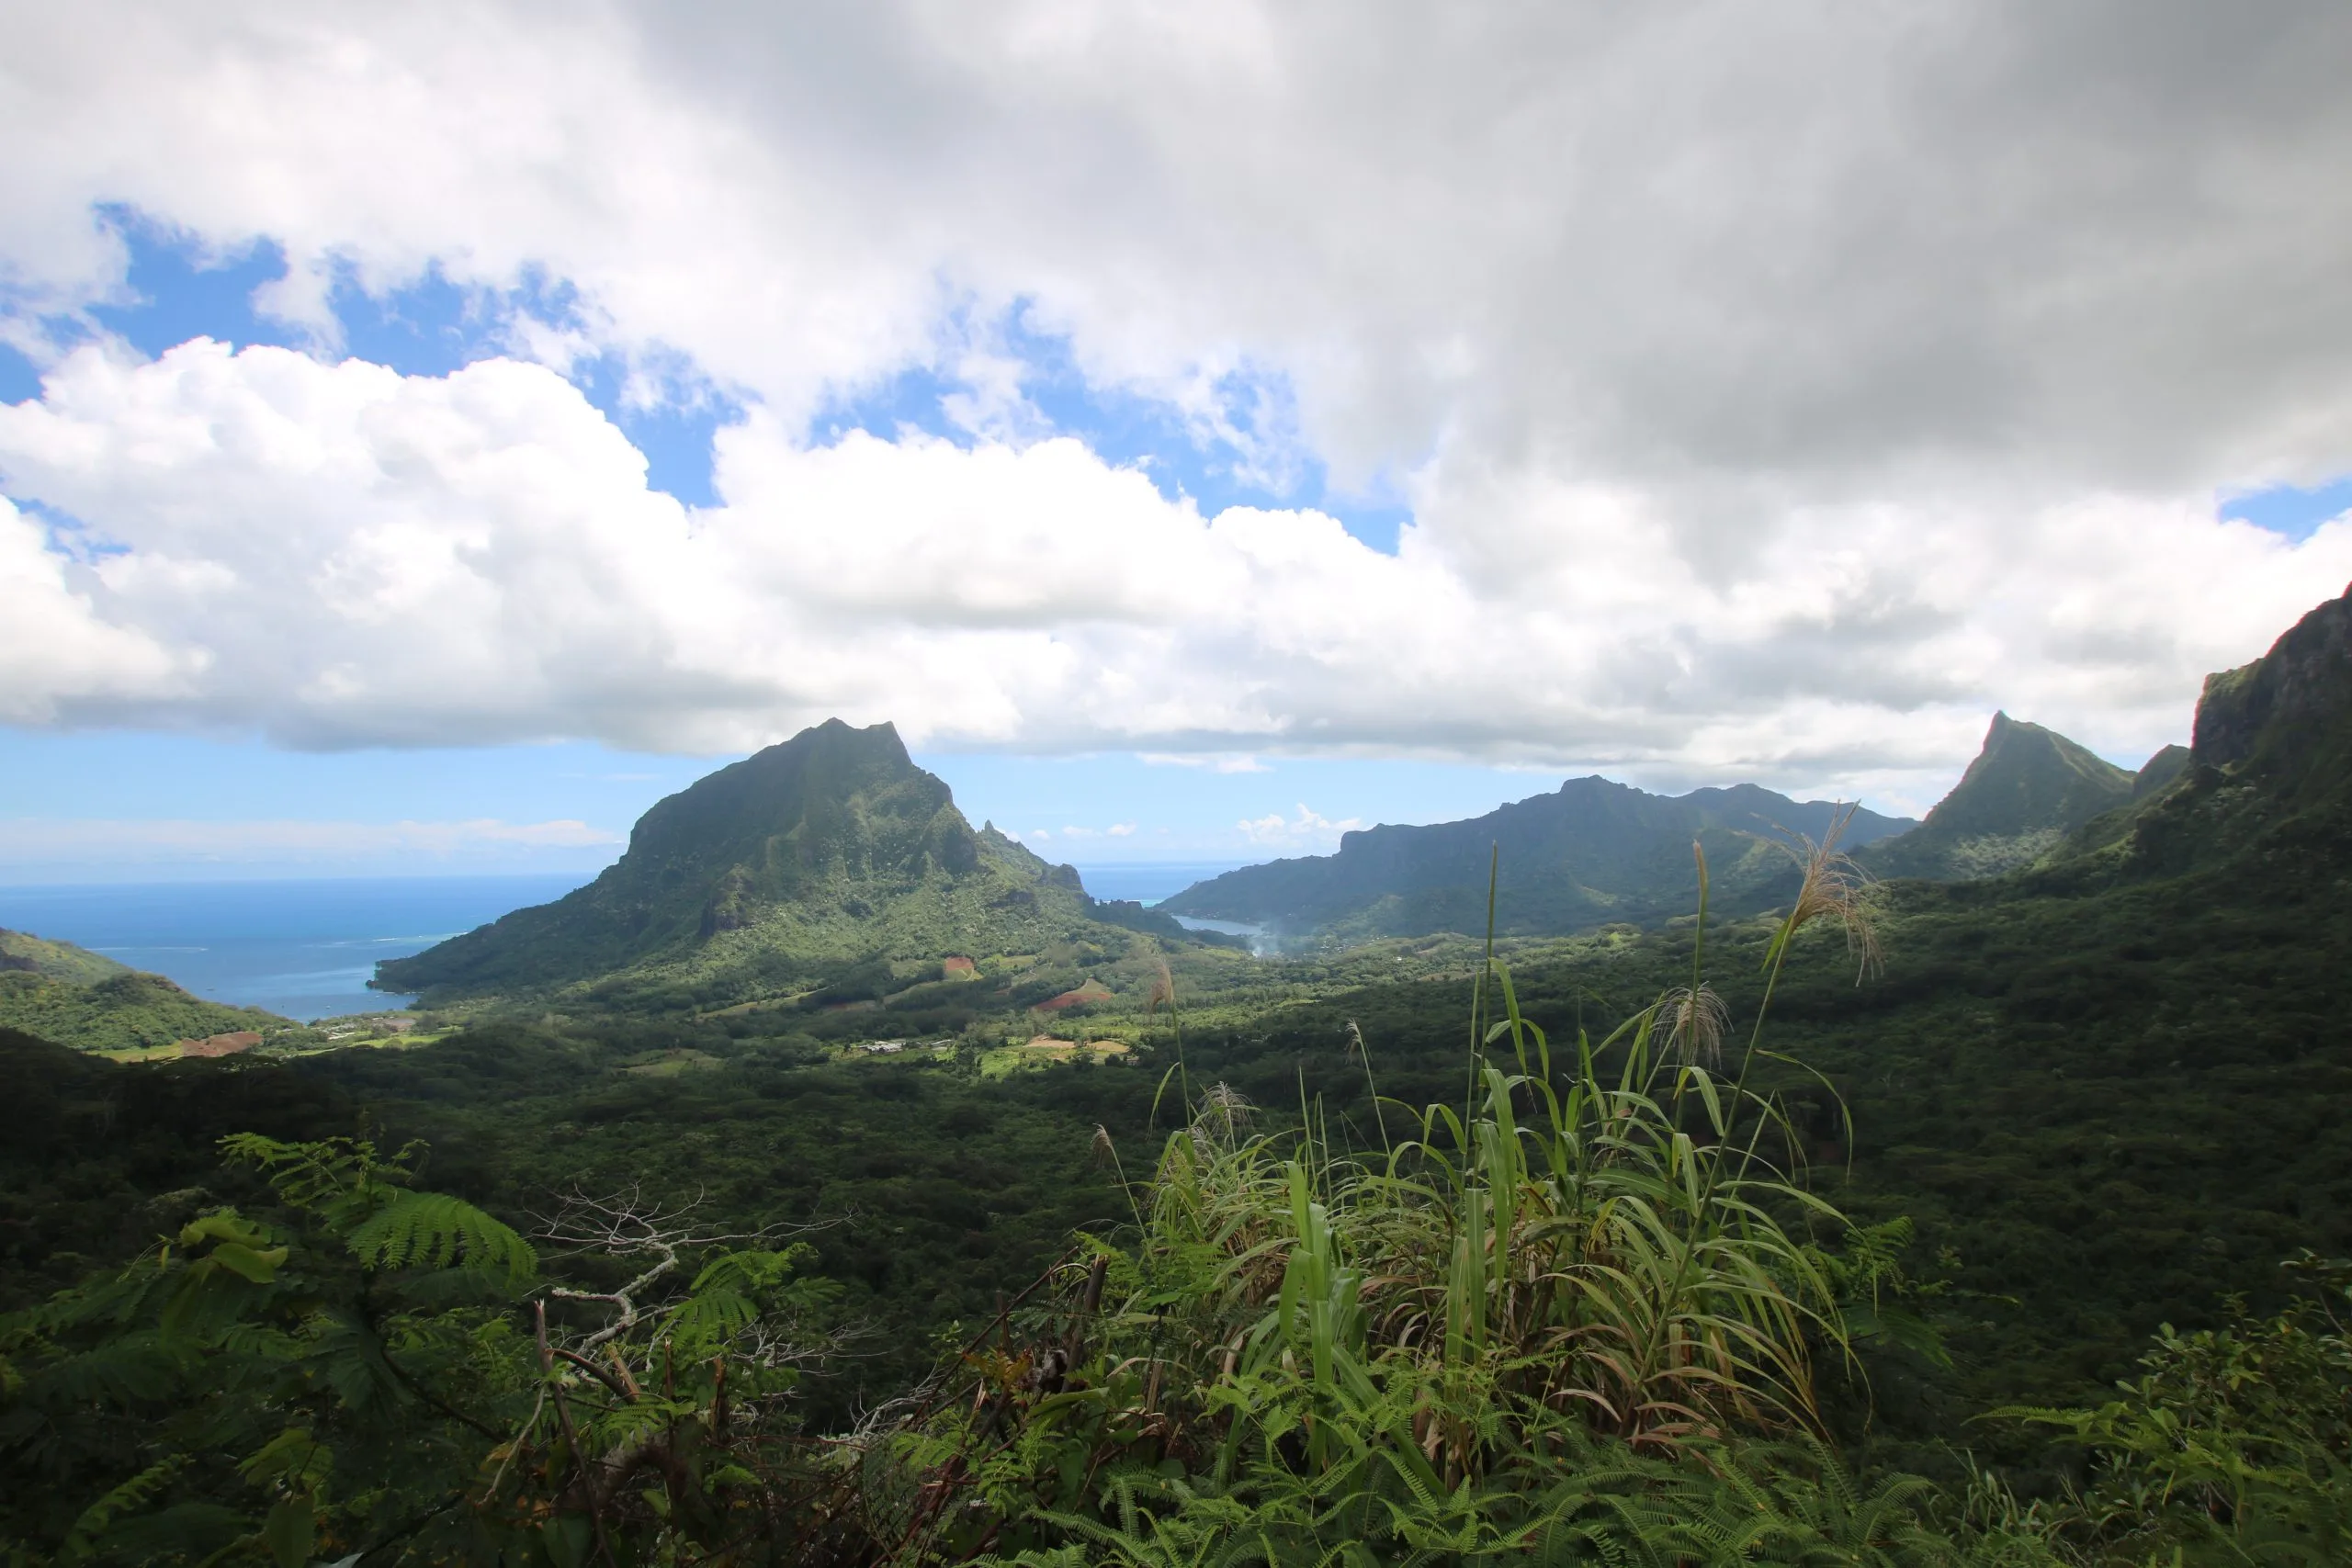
865;828;1950;1562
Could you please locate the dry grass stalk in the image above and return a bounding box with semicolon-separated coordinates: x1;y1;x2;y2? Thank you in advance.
1657;983;1730;1065
1776;802;1883;982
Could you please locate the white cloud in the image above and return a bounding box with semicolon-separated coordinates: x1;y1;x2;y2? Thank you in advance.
1107;822;1136;836
0;340;2347;813
1238;804;1367;852
4;6;2352;807
0;497;190;720
1139;753;1272;773
7;2;2352;494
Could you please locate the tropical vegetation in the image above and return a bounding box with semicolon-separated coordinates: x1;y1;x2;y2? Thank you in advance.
8;589;2352;1562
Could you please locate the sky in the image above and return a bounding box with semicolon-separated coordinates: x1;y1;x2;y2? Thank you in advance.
5;2;2352;884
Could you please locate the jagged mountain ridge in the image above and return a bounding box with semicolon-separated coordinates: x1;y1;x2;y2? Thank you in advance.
1159;777;1916;940
376;719;1143;1004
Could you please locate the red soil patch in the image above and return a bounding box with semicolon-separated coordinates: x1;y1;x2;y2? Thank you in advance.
178;1031;263;1058
942;956;978;978
1035;979;1115;1012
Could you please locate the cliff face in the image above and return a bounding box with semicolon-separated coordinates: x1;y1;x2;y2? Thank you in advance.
2192;583;2352;783
2079;584;2352;878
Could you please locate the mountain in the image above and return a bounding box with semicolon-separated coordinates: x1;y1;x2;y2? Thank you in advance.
2133;743;2191;799
376;718;1173;1007
1860;712;2137;880
0;928;133;985
2075;581;2352;879
0;932;285;1054
2192;586;2352;793
1159;779;1915;942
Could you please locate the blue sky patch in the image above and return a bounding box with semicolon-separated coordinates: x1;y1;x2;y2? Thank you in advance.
815;303;1412;552
6;214;1410;541
5;209;742;507
2221;476;2352;542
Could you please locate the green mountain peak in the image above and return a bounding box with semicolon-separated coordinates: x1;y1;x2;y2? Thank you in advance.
376;718;1102;1006
1864;711;2135;880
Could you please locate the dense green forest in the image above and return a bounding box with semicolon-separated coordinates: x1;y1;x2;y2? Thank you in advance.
1159;777;1914;942
0;966;295;1055
6;591;2352;1563
0;926;305;1055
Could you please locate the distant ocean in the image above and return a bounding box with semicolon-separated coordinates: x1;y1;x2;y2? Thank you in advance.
0;875;592;1021
1068;863;1242;906
0;863;1252;1024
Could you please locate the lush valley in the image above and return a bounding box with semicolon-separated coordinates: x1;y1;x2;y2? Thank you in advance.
6;591;2352;1563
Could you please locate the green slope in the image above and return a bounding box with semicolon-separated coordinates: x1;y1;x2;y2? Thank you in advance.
377;717;1184;1009
1862;710;2137;879
1159;778;1913;941
0;928;133;986
0;926;286;1053
0;969;286;1054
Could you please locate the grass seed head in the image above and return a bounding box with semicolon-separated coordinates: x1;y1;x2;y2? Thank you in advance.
1776;803;1883;982
1657;984;1730;1066
1193;1082;1253;1144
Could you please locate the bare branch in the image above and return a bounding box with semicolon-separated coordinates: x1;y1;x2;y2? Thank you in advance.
531;1183;836;1351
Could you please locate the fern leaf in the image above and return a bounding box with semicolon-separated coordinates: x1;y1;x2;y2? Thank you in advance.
345;1191;537;1285
62;1456;186;1558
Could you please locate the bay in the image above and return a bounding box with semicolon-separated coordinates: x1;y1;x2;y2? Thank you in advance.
1067;863;1243;906
0;874;592;1021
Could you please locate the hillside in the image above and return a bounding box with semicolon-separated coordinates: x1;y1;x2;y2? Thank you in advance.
1861;711;2139;879
377;718;1192;1009
1159;778;1913;941
0;927;134;985
0;966;286;1054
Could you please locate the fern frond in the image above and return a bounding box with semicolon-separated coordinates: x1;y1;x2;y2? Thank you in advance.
62;1456;186;1558
345;1192;537;1285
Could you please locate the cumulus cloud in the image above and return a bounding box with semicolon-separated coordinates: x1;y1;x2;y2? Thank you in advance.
1238;805;1368;852
1;340;2348;812
0;497;189;720
7;3;2352;491
3;5;2352;807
